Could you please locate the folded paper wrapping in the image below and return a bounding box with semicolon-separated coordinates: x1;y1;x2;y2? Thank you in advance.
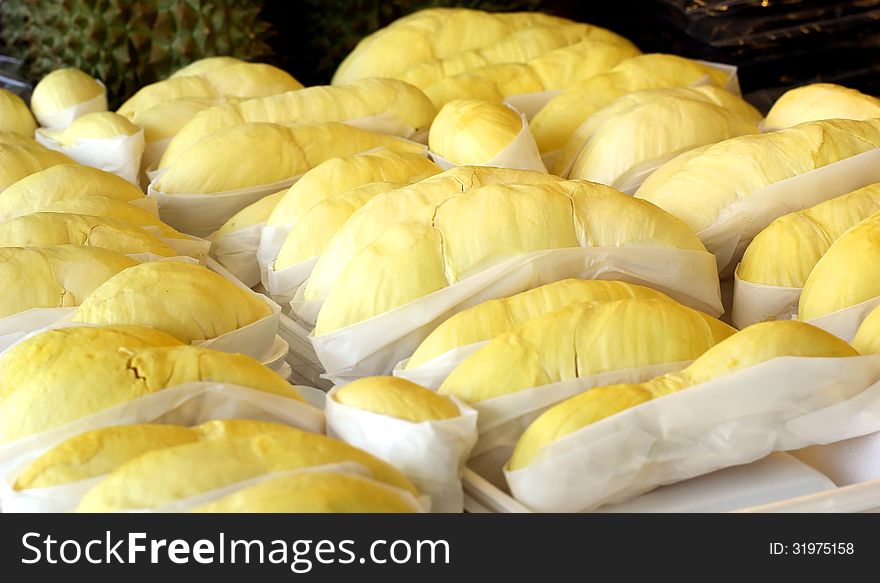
35;128;145;185
325;387;477;512
696;148;880;276
292;245;722;383
140;137;172;187
732;267;801;329
34;83;108;130
394;343;488;389
265;256;318;306
503;90;562;121
343;111;427;145
0;382;326;513
505;355;880;512
428;109;547;173
806;296;880;343
209;222;265;287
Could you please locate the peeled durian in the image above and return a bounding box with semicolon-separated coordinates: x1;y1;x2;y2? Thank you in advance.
170;57;245;78
30;68;106;128
0;245;137;317
0;89;37;136
739;183;880;287
764;83;880;129
313;179;706;334
210;191;286;239
407;279;672;369
199;62;303;99
31;196;183;238
194;472;419;513
71;261;271;343
0;141;74;192
438;297;734;403
160;79;436;168
428;99;522;165
76;425;416;511
0;212;175;256
0;328;302;442
0;164;144;221
335;376;459;422
117;76;218;120
852;304;880;355
510;320;858;470
130;97;219;146
531;54;730;155
153;122;425;195
40;111;140;146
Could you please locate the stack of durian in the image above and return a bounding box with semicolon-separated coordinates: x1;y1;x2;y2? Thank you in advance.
4;6;880;514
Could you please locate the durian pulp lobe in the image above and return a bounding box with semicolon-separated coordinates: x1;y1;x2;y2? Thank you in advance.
31;68;104;115
406;279;672;369
76;427;417;512
70;261;271;343
51;112;139;146
852;304;880;355
0;143;75;192
739;183;880;287
130;97;217;143
0;89;37;136
334;376;459;422
170;57;244;78
764;83;880;129
428;99;521;165
193;472;418;513
211;190;285;238
438;297;734;403
200;63;303;99
509;320;857;470
117;76;218;120
37;196;182;238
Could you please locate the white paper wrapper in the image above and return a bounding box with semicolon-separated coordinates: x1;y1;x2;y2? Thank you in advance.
503;90;562;121
265;257;320;306
147;175;302;238
697;148;880;275
731;266;802;329
393;342;489;389
209;222;265;288
36;128;145;185
140;138;172;188
0;382;326;513
294;245;722;383
325;387;478;512
428;109;547;173
694;60;741;95
805;295;880;343
505;355;880;512
33;84;108;130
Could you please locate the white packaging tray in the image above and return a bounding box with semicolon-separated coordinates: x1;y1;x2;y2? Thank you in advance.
277;313;333;391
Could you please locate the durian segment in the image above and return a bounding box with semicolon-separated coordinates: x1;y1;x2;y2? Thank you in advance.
34;195;183;238
117;76;218;120
154;122;425;195
739;183;880;287
439;297;734;403
71;261;271;343
193;472;419;513
0;212;175;256
510;320;856;469
42;112;139;146
531;54;730;155
852;304;880;355
0;164;144;221
0;330;302;443
274;181;407;270
407;279;671;369
0;141;75;192
130;97;219;144
30;68;105;125
334;376;460;422
332;7;575;84
170;57;245;78
306;167;562;302
0;89;37;136
428;99;522;165
764;83;880;129
160;78;437;167
566;90;760;183
266;149;441;230
210;191;286;239
635;118;880;234
423;39;641;109
0;245;137;317
799;211;880;319
199;63;303;99
77;426;417;511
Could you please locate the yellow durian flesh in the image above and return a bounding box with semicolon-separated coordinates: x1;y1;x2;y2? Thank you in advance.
77;426;417;511
531;54;729;154
210;190;285;239
71;261;271;342
0;245;137;317
739;183;880;287
764;83;880;129
129;97;218;144
439;297;734;403
510;320;857;469
852;304;880;355
407;279;671;369
154;122;425;195
30;69;105;122
116;76;218;120
0;142;75;192
0;164;144;220
266;149;441;229
635;118;880;234
274;181;406;269
334;376;459;422
35;196;182;238
44;112;139;146
528;38;641;91
170;57;244;78
200;63;303;99
428;99;522;165
0;212;175;256
424;65;545;111
194;472;418;513
0;89;37;136
799;211;880;320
